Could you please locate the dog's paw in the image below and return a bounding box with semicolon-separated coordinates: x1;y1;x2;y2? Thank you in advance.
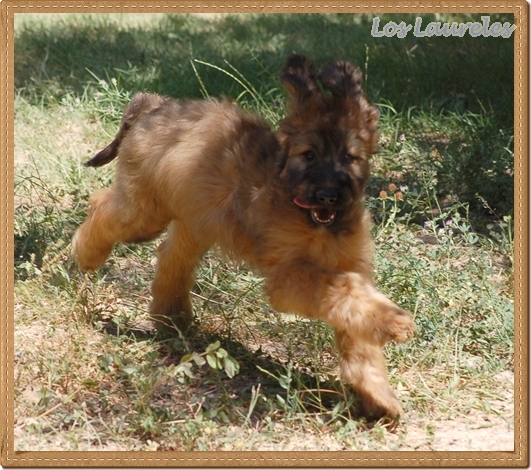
367;298;416;345
71;230;110;271
357;384;404;422
149;300;196;335
384;306;416;344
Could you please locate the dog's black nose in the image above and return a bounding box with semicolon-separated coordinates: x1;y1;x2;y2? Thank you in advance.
316;189;338;205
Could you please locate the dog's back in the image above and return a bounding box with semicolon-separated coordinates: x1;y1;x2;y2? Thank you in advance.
83;93;281;253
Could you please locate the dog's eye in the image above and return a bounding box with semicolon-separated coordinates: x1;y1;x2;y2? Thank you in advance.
304;151;316;162
344;153;360;164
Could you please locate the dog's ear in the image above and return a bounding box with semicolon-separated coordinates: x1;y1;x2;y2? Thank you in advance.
319;60;380;153
280;54;319;106
317;60;364;100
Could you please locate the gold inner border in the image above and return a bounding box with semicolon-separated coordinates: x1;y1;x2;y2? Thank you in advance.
0;1;528;467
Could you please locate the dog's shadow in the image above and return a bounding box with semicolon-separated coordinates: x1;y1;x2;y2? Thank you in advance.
100;318;371;427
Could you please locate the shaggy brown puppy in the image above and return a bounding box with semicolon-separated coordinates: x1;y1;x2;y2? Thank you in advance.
72;55;416;419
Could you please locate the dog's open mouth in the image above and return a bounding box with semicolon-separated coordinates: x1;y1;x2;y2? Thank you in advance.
293;197;336;226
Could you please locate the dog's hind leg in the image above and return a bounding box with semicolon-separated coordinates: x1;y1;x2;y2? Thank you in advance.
72;188;167;271
149;220;207;333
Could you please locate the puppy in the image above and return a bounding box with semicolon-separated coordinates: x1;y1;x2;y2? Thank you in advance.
72;55;416;419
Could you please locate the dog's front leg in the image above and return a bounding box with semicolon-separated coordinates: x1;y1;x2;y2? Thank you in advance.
334;328;404;419
264;263;415;419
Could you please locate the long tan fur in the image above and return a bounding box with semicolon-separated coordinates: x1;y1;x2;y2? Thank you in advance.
72;55;416;419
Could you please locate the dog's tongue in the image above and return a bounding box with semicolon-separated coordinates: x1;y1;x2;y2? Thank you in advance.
293;196;314;209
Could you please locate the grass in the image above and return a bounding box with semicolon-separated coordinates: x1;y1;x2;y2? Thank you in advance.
13;13;514;451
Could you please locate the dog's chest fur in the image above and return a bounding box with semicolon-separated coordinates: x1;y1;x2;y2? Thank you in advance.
226;182;372;274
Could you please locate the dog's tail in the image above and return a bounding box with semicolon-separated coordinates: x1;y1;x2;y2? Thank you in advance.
85;92;167;167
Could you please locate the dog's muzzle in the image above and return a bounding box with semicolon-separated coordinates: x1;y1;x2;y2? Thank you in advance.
293;196;337;226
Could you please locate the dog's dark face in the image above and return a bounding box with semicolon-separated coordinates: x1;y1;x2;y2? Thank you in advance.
276;55;378;231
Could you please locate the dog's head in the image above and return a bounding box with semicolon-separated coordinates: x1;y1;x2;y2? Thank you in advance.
276;54;379;230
